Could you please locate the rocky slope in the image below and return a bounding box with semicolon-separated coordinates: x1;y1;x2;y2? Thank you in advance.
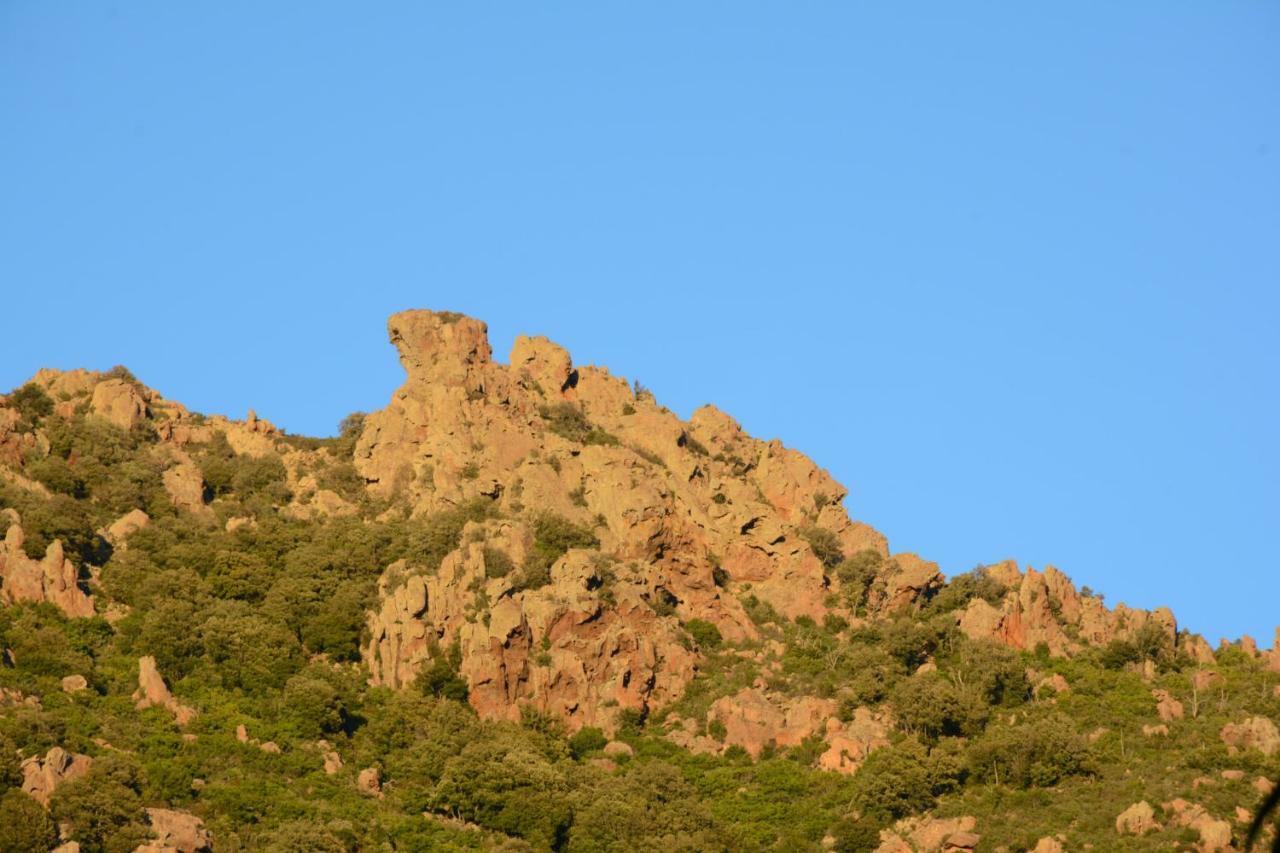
1;309;1277;852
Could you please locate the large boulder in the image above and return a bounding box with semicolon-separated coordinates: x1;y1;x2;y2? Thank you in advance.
1115;801;1159;836
20;747;92;806
89;378;149;429
1221;716;1280;756
142;807;212;852
133;656;197;726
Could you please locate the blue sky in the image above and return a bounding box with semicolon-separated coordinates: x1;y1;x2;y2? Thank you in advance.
2;3;1277;645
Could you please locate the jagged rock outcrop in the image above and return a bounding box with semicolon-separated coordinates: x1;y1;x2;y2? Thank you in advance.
21;747;93;806
357;310;926;729
133;656;197;726
365;520;701;730
956;561;1185;658
0;519;94;617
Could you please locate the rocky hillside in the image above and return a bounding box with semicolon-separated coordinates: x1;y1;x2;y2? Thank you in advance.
0;310;1277;852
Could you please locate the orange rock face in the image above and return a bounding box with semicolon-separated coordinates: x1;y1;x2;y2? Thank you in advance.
0;519;94;618
357;310;909;730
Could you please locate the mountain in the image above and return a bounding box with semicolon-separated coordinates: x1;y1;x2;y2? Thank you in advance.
0;310;1276;852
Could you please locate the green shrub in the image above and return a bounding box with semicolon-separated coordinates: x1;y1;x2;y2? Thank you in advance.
798;525;843;569
850;738;959;823
283;673;347;738
417;641;468;702
406;499;495;572
923;566;1007;615
966;713;1093;787
431;732;573;848
0;788;58;853
515;512;599;590
836;549;883;609
684;618;723;650
50;754;150;853
201;606;304;692
7;382;54;430
568;726;608;759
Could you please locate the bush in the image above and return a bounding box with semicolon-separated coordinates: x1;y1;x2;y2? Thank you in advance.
684;618;723;650
892;674;973;740
836;550;883;610
483;546;515;579
431;732;573;848
7;382;54;429
50;754;150;853
966;713;1093;788
568;726;608;759
850;738;960;823
798;526;843;569
283;673;347;738
830;817;881;853
202;606;304;692
923;566;1007;615
406;499;495;572
516;512;599;590
417;641;468;702
0;788;58;852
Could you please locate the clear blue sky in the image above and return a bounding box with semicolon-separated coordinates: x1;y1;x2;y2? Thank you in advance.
2;4;1277;645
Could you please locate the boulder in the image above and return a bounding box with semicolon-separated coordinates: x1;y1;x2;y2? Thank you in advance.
89;378;148;429
162;462;210;516
103;509;149;547
20;747;92;806
133;656;197;726
1115;801;1159;835
358;767;383;798
941;831;980;852
1221;716;1280;756
1152;688;1184;722
144;807;212;852
602;741;634;758
61;674;88;693
1162;799;1232;852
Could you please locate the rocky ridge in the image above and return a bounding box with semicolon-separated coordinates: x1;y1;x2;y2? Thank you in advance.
0;313;1250;743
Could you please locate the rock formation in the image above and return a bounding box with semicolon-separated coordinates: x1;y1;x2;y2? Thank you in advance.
89;378;149;429
134;656;197;726
1220;716;1280;756
956;561;1180;657
356;310;921;730
0;518;94;617
139;807;212;853
1115;801;1159;836
21;747;93;806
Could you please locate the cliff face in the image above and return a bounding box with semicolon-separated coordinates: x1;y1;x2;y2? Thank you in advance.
354;311;904;728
